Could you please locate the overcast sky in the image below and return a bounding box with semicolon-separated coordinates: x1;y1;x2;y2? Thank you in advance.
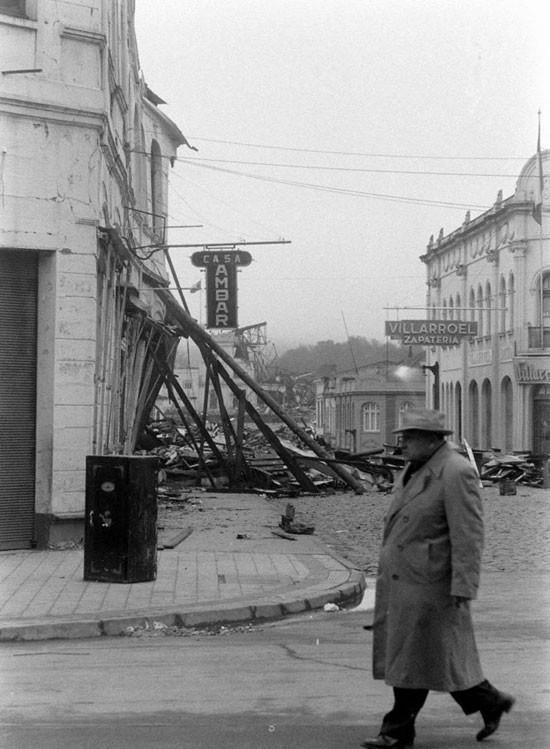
134;0;549;351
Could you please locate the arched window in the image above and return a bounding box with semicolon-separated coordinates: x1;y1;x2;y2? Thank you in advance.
481;378;492;447
441;299;447;320
469;380;479;447
477;285;484;336
501;376;513;452
499;276;507;332
150;140;164;236
537;271;550;327
398;401;414;427
362;402;380;432
485;281;492;336
448;297;454;320
455;293;461;319
508;273;515;330
469;288;476;323
131;109;146;210
455;381;463;441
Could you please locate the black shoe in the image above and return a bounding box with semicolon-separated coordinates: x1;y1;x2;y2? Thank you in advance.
361;735;413;749
476;694;515;741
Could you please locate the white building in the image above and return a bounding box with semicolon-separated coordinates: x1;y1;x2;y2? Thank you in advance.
421;151;550;455
0;0;188;548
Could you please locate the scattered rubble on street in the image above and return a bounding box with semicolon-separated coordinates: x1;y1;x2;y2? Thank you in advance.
124;620;261;638
143;417;549;502
141;417;398;497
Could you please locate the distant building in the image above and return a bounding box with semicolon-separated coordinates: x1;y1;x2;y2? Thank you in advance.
0;1;188;548
420;151;550;454
314;359;426;452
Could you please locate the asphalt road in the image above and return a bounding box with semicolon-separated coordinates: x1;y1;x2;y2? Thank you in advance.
0;484;548;749
1;577;548;749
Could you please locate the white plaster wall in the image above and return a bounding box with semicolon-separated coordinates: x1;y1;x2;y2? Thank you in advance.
422;152;550;450
1;0;183;531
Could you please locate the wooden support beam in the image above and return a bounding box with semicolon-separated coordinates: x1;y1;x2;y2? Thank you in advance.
203;352;237;460
213;359;317;493
234;390;248;484
157;289;365;494
152;353;224;489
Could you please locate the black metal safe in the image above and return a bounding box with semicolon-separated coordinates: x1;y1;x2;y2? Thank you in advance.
84;455;158;583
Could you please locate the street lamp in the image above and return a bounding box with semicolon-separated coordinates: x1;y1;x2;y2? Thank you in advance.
422;362;440;410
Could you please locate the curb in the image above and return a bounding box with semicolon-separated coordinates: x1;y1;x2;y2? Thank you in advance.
0;570;366;642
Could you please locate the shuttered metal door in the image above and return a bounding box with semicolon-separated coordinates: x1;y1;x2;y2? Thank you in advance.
0;251;37;549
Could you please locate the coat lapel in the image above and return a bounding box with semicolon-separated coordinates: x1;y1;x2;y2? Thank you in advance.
384;444;450;535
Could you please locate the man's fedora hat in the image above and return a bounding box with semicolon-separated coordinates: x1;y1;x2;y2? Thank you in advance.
393;408;453;435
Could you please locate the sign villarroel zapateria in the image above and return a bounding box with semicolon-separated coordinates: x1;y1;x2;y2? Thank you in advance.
191;250;253;329
385;319;478;346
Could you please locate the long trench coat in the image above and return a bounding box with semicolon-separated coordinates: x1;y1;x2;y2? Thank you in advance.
372;442;485;692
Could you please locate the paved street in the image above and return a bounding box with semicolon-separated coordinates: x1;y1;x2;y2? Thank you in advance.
0;483;548;748
0;567;548;749
267;483;550;575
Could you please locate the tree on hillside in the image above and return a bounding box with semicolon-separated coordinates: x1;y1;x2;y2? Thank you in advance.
274;337;417;375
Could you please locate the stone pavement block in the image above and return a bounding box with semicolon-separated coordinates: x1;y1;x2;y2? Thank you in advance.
0;619;102;642
0;491;368;641
279;598;309;614
180;606;254;628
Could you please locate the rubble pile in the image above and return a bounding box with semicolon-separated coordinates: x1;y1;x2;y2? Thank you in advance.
139;418;396;496
142;421;548;495
479;452;546;488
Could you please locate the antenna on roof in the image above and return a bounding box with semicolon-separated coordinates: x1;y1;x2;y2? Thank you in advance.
341;311;359;375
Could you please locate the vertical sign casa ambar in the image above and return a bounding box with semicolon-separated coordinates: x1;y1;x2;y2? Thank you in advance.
191;250;253;329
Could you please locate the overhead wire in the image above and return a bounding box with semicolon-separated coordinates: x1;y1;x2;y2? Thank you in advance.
130;147;521;178
174;159;490;211
178;155;520;179
170;166;283;238
141;133;529;161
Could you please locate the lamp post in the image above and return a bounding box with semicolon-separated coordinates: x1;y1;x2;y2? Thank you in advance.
422;362;440;410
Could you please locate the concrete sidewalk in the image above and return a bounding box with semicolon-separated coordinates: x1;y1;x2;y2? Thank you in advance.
0;493;366;641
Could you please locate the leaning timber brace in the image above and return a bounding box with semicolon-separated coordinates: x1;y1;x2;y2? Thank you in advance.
211;356;318;492
157;288;365;494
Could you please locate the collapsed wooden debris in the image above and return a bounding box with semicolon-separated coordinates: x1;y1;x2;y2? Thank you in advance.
145;410;549;497
140;415;400;496
478;451;547;488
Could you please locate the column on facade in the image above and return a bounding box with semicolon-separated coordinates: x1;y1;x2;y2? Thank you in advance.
460;257;469;442
510;241;527;348
510;242;527;450
488;243;500;449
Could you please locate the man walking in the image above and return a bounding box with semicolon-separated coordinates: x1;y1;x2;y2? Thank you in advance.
363;409;514;749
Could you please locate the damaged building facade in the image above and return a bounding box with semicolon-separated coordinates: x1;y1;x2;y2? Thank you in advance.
0;0;187;549
421;151;550;454
314;359;426;452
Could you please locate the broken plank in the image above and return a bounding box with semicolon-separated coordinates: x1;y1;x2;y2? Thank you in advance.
158;527;193;549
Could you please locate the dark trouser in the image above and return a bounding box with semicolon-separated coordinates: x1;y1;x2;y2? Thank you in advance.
381;680;503;744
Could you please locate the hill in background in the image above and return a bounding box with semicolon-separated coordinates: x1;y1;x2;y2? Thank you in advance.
274;336;421;376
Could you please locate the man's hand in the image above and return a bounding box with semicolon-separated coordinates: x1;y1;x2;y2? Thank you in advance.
453;596;470;607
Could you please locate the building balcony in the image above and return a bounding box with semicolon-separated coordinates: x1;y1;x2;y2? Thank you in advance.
528;326;550;349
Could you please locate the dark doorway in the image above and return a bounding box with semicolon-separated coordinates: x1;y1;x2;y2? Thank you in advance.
0;251;38;549
533;387;550;457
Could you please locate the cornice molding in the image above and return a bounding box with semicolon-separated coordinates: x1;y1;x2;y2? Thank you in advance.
0;95;105;129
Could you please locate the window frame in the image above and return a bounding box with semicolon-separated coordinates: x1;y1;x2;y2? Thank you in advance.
0;0;26;18
361;401;380;433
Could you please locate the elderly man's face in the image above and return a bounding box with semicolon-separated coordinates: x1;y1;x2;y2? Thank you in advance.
399;430;441;462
